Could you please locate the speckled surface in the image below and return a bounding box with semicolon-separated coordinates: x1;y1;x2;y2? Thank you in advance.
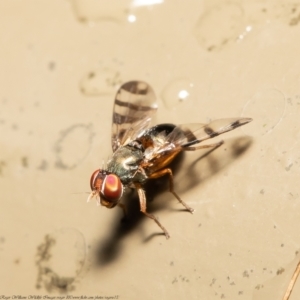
1;1;300;299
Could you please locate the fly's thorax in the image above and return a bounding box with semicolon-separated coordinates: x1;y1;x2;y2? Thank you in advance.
90;169;123;208
107;144;145;185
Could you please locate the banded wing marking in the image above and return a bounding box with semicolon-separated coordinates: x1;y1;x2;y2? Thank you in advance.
112;81;158;152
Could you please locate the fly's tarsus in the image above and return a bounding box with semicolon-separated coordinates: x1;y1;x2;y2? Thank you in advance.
137;186;170;239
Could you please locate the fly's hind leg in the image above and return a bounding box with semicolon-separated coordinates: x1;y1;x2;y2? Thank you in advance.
136;185;170;239
149;168;194;213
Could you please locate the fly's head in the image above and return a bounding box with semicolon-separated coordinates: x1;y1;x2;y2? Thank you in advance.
88;169;123;208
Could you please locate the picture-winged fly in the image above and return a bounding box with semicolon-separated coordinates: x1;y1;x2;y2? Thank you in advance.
88;81;252;239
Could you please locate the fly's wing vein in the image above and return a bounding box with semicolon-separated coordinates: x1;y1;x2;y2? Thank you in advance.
111;81;158;152
174;118;252;148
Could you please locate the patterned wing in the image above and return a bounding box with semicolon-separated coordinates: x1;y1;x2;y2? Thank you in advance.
111;81;158;152
170;118;253;148
143;118;252;161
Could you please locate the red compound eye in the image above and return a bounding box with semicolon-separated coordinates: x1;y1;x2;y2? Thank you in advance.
101;174;123;202
90;169;101;190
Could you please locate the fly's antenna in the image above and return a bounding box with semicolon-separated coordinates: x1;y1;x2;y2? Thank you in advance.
87;190;101;206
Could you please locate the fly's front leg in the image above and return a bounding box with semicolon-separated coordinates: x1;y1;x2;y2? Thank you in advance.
183;140;223;151
149;168;194;213
135;184;170;239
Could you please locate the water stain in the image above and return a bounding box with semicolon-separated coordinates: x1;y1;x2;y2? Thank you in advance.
48;61;56;71
80;68;122;96
12;123;19;130
245;1;300;27
54;124;94;170
70;0;163;24
194;1;300;51
71;0;130;23
37;160;49;171
253;252;300;299
21;156;28;168
0;236;5;251
0;161;6;175
194;2;245;51
35;228;86;292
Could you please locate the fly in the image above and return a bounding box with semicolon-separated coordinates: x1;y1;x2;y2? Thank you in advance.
88;81;252;239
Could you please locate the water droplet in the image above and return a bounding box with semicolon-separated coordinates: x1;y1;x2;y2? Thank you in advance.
194;2;245;51
237;24;252;41
127;14;137;23
80;67;122;96
131;0;164;7
71;0;130;23
71;0;165;23
242;88;286;136
161;78;194;110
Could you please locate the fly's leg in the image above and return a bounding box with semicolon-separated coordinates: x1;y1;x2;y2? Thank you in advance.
183;140;223;151
136;185;170;239
149;168;194;213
